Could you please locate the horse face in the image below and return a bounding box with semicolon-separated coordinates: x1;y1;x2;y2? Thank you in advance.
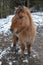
10;6;30;34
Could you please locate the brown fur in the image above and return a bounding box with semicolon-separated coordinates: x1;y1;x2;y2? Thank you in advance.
10;6;36;56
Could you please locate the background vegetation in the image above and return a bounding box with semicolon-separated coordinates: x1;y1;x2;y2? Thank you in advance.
0;0;43;18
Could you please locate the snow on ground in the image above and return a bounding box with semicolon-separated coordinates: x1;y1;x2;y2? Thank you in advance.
32;12;43;26
0;12;43;33
0;15;14;33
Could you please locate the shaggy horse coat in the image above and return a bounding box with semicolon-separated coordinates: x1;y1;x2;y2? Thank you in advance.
10;6;36;56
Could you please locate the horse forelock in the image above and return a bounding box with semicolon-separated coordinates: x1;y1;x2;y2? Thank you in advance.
16;6;24;14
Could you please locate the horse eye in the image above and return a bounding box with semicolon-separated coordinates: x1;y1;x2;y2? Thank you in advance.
19;16;23;19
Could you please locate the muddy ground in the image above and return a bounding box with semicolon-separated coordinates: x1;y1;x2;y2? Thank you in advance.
0;25;43;65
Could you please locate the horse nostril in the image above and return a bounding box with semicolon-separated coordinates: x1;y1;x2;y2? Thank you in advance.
10;28;13;33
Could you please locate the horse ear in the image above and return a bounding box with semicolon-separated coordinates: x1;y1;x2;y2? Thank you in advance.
15;7;18;11
14;7;18;14
15;6;23;10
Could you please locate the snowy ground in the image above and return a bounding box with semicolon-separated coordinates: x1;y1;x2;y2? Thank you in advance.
0;15;14;34
0;12;43;65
